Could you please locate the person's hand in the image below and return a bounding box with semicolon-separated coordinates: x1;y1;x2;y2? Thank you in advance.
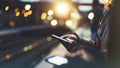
61;33;94;62
60;33;83;52
66;49;94;62
60;32;81;43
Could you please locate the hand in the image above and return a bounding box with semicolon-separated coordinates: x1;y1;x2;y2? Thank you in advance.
60;33;83;52
61;32;81;43
61;33;94;62
66;49;94;62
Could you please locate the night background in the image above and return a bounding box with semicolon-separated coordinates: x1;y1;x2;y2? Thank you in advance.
0;0;120;68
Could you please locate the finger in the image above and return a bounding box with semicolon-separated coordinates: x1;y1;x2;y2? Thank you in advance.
61;34;77;39
66;52;78;57
66;38;75;42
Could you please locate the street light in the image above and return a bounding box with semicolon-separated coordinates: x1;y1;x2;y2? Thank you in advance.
88;12;94;20
25;4;31;10
66;20;73;27
55;1;70;17
5;6;9;11
50;19;58;26
48;10;54;16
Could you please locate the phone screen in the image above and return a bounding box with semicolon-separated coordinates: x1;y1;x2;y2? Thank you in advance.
51;34;72;44
45;56;68;65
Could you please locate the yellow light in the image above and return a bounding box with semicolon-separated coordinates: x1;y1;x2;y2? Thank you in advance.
41;12;47;20
48;10;54;16
47;36;52;41
27;10;32;15
24;12;28;17
5;6;9;11
55;2;69;16
66;20;73;27
16;12;20;16
23;47;29;52
88;12;94;20
25;4;31;10
50;19;58;26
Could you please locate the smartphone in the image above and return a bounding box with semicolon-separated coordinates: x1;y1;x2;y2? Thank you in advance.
45;55;68;65
51;34;72;44
51;34;81;52
51;34;73;51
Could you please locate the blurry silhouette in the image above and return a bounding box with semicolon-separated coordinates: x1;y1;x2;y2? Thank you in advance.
91;0;103;40
53;0;112;68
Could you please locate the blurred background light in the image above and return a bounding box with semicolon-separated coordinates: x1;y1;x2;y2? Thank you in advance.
78;6;92;12
5;6;9;11
99;0;109;4
66;20;73;27
23;47;29;52
72;0;93;3
70;12;81;19
41;12;47;20
50;19;58;26
9;21;15;27
20;0;40;2
55;2;70;16
28;45;33;50
88;12;94;20
5;54;11;60
27;10;32;15
15;8;19;13
25;4;31;10
103;0;109;3
24;12;28;17
48;10;54;16
16;12;20;16
46;36;52;41
47;16;53;20
22;9;26;14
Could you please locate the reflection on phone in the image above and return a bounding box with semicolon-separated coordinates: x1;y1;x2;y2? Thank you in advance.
45;56;68;65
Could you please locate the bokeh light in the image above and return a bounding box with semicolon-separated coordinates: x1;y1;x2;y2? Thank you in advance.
66;20;73;27
27;10;32;15
23;47;29;52
22;9;26;14
28;45;33;50
47;36;52;41
5;54;11;60
50;19;58;26
47;16;53;20
103;0;109;3
16;12;20;16
24;12;28;17
5;6;9;11
15;8;19;13
70;12;81;19
9;21;15;27
99;0;109;4
78;6;92;12
48;10;54;16
25;4;31;10
55;2;70;16
88;12;94;20
41;12;47;20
